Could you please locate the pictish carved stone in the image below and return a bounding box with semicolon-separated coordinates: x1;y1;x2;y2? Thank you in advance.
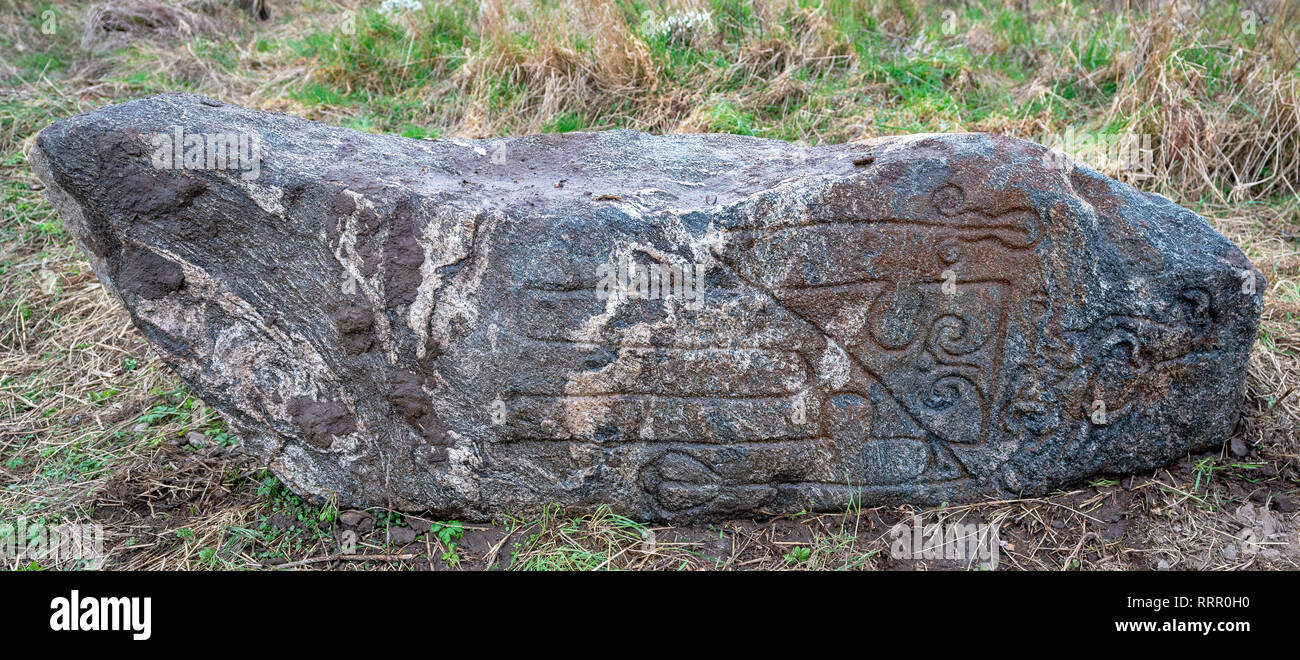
32;95;1264;521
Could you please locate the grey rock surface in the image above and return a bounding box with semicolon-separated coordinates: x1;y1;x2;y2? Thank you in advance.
32;94;1264;521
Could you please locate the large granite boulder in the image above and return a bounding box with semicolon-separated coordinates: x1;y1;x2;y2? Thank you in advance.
32;95;1263;521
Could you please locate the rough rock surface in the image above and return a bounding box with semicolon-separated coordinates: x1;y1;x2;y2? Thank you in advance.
33;94;1264;522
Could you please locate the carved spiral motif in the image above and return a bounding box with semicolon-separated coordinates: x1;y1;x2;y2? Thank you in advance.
922;374;973;411
928;313;992;358
919;373;984;444
933;184;965;215
1094;328;1141;371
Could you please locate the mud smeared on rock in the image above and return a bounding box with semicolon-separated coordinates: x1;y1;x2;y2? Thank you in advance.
118;246;184;300
386;369;447;448
32;94;1265;522
329;295;374;355
289;397;355;450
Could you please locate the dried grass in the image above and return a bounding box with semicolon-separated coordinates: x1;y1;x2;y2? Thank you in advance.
1103;5;1300;201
